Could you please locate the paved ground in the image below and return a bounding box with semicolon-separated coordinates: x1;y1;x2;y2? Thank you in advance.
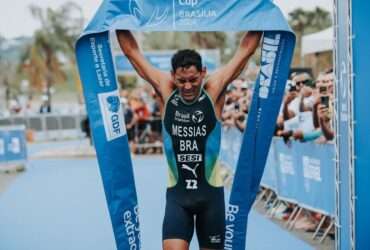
0;140;327;250
0;172;20;194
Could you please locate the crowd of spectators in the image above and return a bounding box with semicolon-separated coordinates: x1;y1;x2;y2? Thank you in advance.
276;69;335;144
220;69;335;145
119;89;162;154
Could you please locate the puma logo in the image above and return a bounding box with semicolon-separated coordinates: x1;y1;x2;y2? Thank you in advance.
181;163;199;178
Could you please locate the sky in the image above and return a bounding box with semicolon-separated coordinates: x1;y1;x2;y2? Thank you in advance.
0;0;333;39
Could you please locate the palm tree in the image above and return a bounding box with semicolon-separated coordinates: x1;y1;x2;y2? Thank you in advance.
288;7;332;66
42;2;84;101
19;2;84;109
20;30;66;110
308;7;332;33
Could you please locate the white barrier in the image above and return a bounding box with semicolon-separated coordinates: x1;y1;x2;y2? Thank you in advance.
0;114;87;141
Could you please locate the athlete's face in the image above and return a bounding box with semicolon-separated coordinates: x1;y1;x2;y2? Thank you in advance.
172;65;206;102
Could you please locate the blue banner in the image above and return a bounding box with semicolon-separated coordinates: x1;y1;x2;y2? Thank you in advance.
260;139;278;191
274;139;301;203
76;1;295;249
261;139;335;216
0;126;28;164
221;132;336;217
352;1;370;249
225;31;294;250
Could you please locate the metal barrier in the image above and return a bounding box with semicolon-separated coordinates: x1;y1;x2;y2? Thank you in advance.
221;127;336;243
130;117;163;153
0;114;87;141
261;138;335;216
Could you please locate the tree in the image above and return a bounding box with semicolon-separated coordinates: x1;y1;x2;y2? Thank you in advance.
142;32;191;50
19;2;84;108
288;7;332;66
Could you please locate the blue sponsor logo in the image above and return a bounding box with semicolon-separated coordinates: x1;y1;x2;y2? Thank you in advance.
107;96;120;113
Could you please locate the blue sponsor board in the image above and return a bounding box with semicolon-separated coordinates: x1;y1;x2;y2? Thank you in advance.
0;126;27;164
262;139;335;216
115;51;219;73
352;1;370;249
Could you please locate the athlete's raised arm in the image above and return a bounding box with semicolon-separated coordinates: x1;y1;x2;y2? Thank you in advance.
206;31;262;102
116;30;172;98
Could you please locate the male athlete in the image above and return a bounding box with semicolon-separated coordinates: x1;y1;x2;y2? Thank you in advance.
117;30;261;250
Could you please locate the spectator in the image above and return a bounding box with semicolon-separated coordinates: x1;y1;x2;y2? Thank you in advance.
292;70;334;143
122;96;138;152
39;95;51;114
315;69;334;142
81;117;92;145
149;90;163;152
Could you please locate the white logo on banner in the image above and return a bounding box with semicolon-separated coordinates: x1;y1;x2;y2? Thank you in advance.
8;138;20;154
259;34;281;99
302;156;322;181
225;204;239;250
176;0;217;26
179;0;198;7
279;153;295;175
123;205;140;249
129;0;169;27
98;90;126;141
0;139;4;155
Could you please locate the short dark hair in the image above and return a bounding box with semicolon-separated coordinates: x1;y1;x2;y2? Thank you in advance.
171;49;202;72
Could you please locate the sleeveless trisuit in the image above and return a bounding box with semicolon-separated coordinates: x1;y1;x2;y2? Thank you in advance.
162;89;225;249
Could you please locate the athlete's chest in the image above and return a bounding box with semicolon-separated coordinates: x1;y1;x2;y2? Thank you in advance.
163;92;216;141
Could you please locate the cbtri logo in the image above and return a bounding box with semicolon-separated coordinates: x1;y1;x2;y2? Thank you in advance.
179;0;198;7
129;0;169;27
259;34;281;99
98;90;126;141
192;110;204;123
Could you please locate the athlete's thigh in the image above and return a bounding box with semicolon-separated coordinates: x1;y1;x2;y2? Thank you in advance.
162;199;194;244
195;197;225;250
163;239;189;250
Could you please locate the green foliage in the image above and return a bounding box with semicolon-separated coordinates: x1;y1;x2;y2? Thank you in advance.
142;32;227;50
288;7;332;66
117;75;138;91
18;2;84;97
289;7;332;35
142;32;191;50
141;31;228;63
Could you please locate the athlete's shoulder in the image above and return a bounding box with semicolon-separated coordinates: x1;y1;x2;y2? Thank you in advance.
203;81;219;103
157;75;176;102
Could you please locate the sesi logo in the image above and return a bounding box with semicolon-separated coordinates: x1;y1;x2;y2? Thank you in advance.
98;90;126;141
